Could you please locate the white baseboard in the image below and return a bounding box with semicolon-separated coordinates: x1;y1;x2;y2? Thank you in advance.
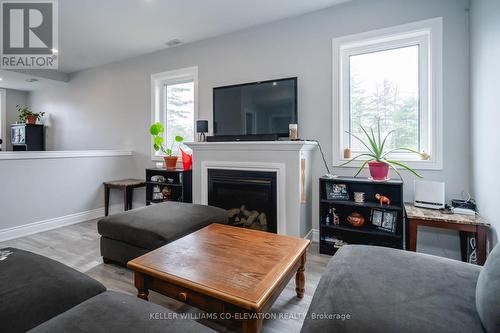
0;204;128;243
304;228;320;243
312;228;319;243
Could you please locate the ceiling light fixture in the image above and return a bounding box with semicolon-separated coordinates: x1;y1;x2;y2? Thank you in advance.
165;39;181;47
51;48;58;54
0;78;3;81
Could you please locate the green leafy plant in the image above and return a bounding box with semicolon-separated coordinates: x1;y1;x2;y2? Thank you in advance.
341;119;424;179
17;105;45;122
150;122;184;156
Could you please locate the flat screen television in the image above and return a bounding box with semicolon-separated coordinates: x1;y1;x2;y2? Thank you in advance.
213;77;297;138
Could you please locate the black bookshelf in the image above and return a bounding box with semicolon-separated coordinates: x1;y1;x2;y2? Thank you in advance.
11;124;44;151
319;176;405;255
146;168;192;205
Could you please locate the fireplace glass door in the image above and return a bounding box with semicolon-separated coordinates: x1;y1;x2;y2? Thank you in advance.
208;169;277;233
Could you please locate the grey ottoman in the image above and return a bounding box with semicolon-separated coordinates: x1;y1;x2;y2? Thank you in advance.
97;201;227;265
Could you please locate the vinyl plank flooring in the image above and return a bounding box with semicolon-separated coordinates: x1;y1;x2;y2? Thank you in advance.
0;220;331;333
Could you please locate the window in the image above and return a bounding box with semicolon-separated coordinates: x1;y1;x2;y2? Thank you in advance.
333;18;442;169
151;67;197;159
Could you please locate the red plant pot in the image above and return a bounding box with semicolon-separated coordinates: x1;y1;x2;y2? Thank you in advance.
163;156;178;169
368;161;389;180
26;115;37;124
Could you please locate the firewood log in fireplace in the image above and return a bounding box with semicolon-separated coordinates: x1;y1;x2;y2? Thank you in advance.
245;211;258;225
226;206;268;229
227;208;240;218
258;213;267;226
241;205;253;217
233;216;245;225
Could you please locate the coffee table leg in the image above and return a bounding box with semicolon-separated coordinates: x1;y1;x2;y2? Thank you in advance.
295;252;306;298
134;272;149;301
242;317;263;333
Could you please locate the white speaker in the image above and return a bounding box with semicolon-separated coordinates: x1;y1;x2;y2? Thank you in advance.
414;180;445;209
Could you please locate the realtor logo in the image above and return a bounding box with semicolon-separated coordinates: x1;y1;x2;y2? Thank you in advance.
1;0;58;69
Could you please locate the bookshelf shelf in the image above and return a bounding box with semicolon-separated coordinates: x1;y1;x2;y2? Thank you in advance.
319;176;405;255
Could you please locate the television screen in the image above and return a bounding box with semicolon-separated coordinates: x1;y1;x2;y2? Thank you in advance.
213;77;297;137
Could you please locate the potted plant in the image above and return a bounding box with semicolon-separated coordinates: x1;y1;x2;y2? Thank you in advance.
341;120;424;181
150;122;184;169
17;105;45;125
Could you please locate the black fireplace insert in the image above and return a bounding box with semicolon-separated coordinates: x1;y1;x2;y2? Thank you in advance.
208;169;277;233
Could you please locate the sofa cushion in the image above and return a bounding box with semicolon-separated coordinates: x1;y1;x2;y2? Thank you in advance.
97;202;227;250
476;243;500;333
0;248;106;333
28;291;215;333
301;245;484;333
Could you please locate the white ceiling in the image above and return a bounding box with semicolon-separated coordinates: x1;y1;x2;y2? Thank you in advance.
57;0;349;73
0;0;349;90
0;70;67;91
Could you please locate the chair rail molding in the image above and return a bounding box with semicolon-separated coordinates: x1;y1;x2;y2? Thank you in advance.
0;150;133;160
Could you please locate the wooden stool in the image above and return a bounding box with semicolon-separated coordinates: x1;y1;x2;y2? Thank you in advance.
103;179;146;216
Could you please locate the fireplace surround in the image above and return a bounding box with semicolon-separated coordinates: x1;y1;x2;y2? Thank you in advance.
185;141;317;238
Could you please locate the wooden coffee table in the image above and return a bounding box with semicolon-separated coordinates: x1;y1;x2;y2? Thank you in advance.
127;224;310;333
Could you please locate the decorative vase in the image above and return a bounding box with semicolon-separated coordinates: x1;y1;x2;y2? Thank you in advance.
347;212;365;227
26;115;37;124
180;149;192;171
163;156;178;169
368;161;389;180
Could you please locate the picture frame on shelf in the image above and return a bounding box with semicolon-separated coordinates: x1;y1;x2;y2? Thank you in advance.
370;209;397;233
325;183;349;200
380;211;397;233
371;209;384;227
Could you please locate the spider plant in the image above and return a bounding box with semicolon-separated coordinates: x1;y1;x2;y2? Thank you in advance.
341;120;424;179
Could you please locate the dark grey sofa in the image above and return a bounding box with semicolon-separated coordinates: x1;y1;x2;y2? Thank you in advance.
0;247;214;333
301;244;500;333
98;201;227;265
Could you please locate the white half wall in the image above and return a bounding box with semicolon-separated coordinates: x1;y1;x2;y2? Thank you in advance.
470;0;500;247
0;152;141;240
27;0;471;259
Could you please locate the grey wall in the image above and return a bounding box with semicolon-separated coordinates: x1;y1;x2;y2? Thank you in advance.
470;0;500;246
28;0;471;259
5;89;29;151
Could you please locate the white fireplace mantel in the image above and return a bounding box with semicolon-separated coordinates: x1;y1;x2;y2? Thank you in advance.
185;141;318;151
185;141;317;238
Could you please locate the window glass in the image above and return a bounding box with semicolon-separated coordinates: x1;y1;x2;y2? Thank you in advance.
349;45;419;152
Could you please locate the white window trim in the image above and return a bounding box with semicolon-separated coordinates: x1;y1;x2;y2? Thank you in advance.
332;17;443;170
150;66;198;161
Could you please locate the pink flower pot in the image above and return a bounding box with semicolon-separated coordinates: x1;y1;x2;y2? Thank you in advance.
368;161;389;180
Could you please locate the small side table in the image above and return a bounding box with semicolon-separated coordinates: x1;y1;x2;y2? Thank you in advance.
103;179;146;216
405;204;490;265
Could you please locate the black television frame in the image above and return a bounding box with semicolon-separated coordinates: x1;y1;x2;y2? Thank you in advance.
212;77;298;138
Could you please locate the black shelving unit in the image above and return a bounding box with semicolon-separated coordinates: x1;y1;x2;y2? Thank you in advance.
319;176;405;255
11;124;44;151
145;168;192;205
